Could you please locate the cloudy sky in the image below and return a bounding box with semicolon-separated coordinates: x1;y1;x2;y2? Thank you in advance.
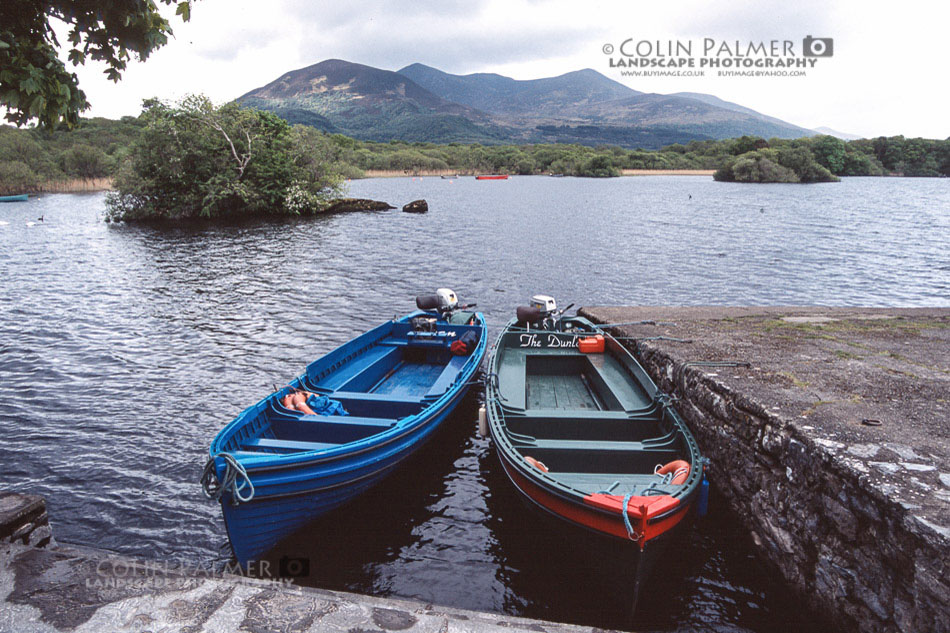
68;0;948;138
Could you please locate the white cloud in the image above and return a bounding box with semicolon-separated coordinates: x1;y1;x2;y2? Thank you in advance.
673;0;841;41
63;0;948;139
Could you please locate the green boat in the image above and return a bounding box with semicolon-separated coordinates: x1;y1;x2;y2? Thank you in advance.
0;194;28;202
485;295;707;606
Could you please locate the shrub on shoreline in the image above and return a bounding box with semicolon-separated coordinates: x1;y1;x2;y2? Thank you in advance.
714;141;839;183
105;96;344;222
3;109;948;198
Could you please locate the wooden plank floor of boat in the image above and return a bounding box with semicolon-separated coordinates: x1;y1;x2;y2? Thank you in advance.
512;349;652;411
526;371;602;410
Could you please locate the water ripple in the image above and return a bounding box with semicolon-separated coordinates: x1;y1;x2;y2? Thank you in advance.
1;179;947;632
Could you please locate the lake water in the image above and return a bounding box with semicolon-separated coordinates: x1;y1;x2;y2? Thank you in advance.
1;176;947;631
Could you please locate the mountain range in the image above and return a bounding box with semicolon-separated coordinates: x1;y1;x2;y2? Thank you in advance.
237;59;824;149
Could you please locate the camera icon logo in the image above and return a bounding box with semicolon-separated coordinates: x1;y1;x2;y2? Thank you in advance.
802;36;834;57
278;555;310;578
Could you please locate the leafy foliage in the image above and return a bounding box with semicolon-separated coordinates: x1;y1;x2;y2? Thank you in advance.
716;150;799;183
105;95;343;222
810;135;848;173
0;160;40;194
0;1;192;129
775;145;838;182
730;135;770;156
60;144;113;179
0;116;142;192
348;141;631;177
714;140;839;183
2;107;948;196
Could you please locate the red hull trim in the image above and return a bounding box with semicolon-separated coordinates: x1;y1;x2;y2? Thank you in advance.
498;452;691;549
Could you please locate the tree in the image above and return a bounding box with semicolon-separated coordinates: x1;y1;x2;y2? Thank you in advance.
0;1;192;129
872;136;905;172
290;126;354;182
714;150;798;183
938;139;950;177
0;126;45;167
810;135;847;174
840;150;884;177
733;151;798;183
776;145;838;182
0;160;40;193
578;154;620;177
60;144;112;179
899;138;940;176
714;146;837;183
512;155;537;175
106;95;343;222
0;125;61;178
731;135;769;155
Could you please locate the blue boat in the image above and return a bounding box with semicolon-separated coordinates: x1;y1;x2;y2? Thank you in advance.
0;194;28;202
201;290;487;566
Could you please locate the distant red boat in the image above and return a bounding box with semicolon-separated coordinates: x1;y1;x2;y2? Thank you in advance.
475;174;509;180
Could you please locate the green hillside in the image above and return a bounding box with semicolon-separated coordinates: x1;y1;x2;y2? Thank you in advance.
236;59;816;149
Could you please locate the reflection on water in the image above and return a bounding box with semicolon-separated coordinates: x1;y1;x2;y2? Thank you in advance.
1;177;946;631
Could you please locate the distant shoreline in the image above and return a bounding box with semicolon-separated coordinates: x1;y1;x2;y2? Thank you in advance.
361;169;472;178
621;169;715;176
15;178;115;194
359;169;716;179
36;172;718;191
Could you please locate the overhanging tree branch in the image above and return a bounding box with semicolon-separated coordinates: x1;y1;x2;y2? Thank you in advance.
0;1;193;129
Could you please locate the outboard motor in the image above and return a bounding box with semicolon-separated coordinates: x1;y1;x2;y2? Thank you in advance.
515;305;542;327
414;288;476;329
437;288;459;311
416;288;459;314
530;295;557;318
516;295;573;330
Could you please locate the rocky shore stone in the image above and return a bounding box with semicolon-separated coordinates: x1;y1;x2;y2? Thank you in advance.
402;199;428;213
0;491;54;548
320;198;395;214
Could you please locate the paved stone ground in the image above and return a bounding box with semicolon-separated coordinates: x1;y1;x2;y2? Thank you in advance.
580;306;949;632
0;541;604;633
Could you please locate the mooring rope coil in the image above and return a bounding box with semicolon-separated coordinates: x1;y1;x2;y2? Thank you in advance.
200;452;255;505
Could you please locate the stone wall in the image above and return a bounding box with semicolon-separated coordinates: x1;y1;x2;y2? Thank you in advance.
626;340;948;633
0;491;54;549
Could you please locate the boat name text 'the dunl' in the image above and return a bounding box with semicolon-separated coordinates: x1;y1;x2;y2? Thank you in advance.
519;334;579;348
